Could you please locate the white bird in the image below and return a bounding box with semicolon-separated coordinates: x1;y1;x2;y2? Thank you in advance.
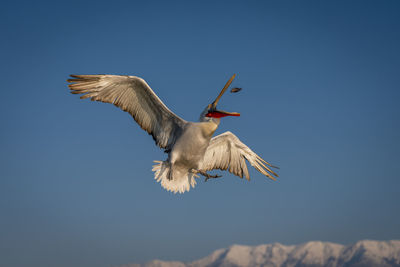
68;74;278;193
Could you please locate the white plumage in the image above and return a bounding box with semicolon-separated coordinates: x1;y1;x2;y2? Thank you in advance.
201;131;278;181
68;74;278;193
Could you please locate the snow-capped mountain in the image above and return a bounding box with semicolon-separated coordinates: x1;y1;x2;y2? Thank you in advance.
119;240;400;267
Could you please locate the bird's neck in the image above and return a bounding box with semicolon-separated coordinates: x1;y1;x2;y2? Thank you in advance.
200;120;219;137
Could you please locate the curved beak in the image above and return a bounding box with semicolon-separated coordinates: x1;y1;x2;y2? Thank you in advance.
206;74;241;118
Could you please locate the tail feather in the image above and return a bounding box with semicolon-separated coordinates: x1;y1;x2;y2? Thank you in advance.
152;161;199;194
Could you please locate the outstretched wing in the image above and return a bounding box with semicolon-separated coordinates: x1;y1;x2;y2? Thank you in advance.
68;74;187;151
201;131;278;180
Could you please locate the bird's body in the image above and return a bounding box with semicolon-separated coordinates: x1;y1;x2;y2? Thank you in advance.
170;121;217;171
68;74;278;193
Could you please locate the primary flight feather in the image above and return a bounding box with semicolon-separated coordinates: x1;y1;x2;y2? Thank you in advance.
68;74;278;193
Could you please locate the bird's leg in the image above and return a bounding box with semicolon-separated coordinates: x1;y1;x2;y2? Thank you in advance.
167;169;173;181
167;162;173;181
196;170;222;182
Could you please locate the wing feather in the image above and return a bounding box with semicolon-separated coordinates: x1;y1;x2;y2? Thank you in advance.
201;131;278;181
68;74;187;151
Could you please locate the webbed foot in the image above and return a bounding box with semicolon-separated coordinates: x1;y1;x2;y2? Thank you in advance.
196;170;222;182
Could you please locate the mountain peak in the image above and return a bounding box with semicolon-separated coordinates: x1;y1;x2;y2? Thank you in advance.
120;240;400;267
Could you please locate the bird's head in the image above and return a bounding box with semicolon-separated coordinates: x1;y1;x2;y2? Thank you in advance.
200;74;241;123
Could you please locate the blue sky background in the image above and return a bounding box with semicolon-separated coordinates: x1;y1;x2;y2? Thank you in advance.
1;1;399;266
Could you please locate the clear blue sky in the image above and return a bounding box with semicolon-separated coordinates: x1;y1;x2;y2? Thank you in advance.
1;1;399;266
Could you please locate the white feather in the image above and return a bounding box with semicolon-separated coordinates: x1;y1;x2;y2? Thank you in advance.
152;161;199;194
200;131;278;181
68;74;187;151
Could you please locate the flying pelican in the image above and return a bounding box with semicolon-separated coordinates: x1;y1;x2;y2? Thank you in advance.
68;74;278;193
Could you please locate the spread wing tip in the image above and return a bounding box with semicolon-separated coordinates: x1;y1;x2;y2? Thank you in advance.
69;74;105;78
204;132;279;182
